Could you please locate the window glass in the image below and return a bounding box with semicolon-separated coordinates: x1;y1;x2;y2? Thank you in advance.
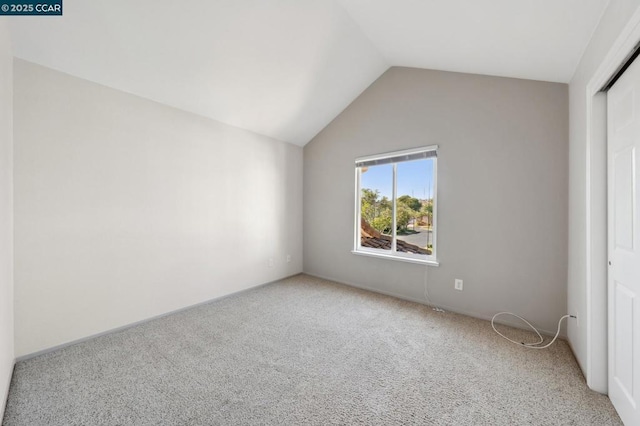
355;146;437;263
360;164;392;251
396;159;434;256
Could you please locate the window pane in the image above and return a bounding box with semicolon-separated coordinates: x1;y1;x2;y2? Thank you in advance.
360;164;392;251
396;159;434;256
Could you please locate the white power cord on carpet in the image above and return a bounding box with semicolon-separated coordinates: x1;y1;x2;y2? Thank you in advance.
423;266;444;312
423;266;431;304
422;268;573;347
491;312;576;349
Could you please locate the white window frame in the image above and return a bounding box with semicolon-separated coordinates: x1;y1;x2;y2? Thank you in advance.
352;145;439;266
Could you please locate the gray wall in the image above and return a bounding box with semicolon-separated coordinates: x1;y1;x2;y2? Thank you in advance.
304;67;569;333
0;18;13;420
13;60;303;357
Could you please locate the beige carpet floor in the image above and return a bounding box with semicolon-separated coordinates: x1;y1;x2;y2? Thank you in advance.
2;274;621;425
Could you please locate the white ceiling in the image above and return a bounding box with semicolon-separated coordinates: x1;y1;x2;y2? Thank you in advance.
9;0;610;146
337;0;610;83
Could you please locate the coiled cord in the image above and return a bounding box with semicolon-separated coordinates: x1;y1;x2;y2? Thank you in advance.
491;312;575;349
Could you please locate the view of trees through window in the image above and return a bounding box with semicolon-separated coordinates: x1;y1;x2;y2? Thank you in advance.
359;158;435;256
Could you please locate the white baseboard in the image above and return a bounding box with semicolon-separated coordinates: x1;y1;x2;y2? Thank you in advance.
15;270;563;364
1;359;15;423
17;273;302;362
303;272;561;338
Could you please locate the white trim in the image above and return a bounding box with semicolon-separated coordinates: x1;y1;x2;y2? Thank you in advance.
352;249;439;266
354;144;438;164
304;272;560;337
1;360;15;423
588;8;640;92
15;273;301;362
583;5;640;394
392;162;398;252
354;167;362;252
432;156;438;257
354;145;438;263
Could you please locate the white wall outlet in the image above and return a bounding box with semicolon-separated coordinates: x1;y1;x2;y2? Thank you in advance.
454;279;463;291
286;254;291;263
268;258;274;268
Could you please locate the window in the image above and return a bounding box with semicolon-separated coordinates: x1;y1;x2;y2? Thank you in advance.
353;146;438;265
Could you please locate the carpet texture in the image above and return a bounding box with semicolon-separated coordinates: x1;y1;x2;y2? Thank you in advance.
2;274;621;425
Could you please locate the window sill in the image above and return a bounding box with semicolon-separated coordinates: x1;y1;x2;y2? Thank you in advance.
351;249;440;266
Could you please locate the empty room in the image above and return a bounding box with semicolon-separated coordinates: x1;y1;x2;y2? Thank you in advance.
1;0;639;424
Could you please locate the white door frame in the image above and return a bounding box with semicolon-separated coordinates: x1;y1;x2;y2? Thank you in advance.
585;7;640;393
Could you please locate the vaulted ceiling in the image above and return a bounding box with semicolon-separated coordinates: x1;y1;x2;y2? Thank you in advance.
9;0;610;146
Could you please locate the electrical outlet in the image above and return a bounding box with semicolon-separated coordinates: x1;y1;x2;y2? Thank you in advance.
454;279;463;291
268;258;274;268
286;254;291;263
